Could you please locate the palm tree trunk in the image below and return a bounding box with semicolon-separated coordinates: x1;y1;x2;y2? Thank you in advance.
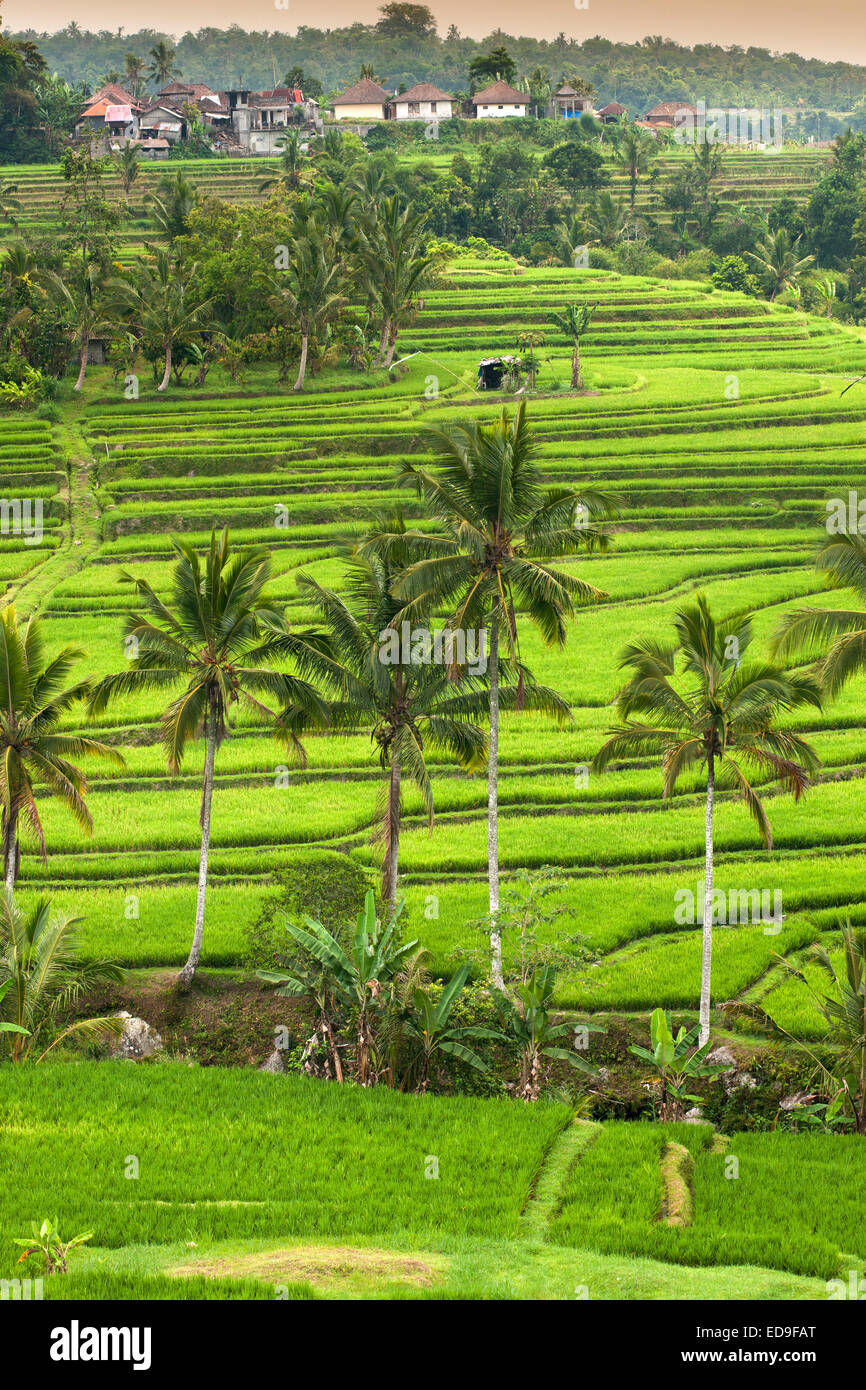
383;327;398;368
178;701;217;987
373;318;390;366
699;752;715;1046
383;753;401;905
571;343;581;391
294;333;308;392
4;811;17;893
158;343;172;392
74;340;89;392
487;618;503;990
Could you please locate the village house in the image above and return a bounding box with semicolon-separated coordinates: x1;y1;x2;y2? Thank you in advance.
389;82;453;121
471;81;529;118
332;78;391;122
643;100;699;129
598;101;628;124
548;84;594;120
75;82;144;139
137;102;187;145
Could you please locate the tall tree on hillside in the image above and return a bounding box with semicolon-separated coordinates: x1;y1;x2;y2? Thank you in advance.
35;261;109;392
108;247;215;392
88;529;329;986
747;229;815;301
376;3;437;37
0;607;123;892
267;232;344;390
148;40;178;89
595;595;821;1045
113;142;140;201
469;46;516;89
386;404;614;987
361;196;432;368
582;191;631;248
258;131;313;194
146;169;198;244
615;125;656;207
288;521;488;903
34;74;81;157
123;52;146;98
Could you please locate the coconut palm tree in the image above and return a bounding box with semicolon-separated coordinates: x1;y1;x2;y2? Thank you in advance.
124;52;146;98
0;893;124;1062
0;607;124;892
549;301;597;390
615;125;656;207
148;40;178;89
772;531;866;697
108;248;214;392
267;233;344;390
87;529;329;986
555;212;588;267
582;191;631;248
146;169;198;244
34;262;109;392
113;142;140;201
258;131;313;194
690;136;725;201
594;594;822;1044
527;66;552;118
360;196;432;368
747;229;814;301
288;520;488;904
386;403;614;987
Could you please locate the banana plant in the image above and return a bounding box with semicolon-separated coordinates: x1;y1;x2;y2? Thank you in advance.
630;1007;728;1121
14;1217;92;1275
493;965;604;1101
259;890;418;1086
409;963;501;1093
257;952;345;1082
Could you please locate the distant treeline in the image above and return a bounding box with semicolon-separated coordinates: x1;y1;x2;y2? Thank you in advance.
9;24;866;115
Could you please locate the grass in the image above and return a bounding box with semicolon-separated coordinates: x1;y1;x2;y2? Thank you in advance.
0;1062;571;1275
0;1067;843;1302
550;1122;865;1280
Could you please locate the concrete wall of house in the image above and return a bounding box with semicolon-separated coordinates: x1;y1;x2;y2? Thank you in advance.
475;103;526;118
333;103;386;120
393;99;453;120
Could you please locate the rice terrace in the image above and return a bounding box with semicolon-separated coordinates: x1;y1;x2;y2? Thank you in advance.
0;6;865;1336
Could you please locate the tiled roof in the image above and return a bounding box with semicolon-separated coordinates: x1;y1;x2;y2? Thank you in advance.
333;78;390;105
646;100;698;117
471;82;528;105
394;82;452;102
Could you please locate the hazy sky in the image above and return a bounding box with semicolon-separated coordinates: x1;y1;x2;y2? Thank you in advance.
4;0;865;66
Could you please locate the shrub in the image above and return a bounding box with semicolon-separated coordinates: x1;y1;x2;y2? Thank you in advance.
711;254;761;296
242;849;375;968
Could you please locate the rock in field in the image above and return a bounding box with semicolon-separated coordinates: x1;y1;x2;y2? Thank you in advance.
107;1011;163;1061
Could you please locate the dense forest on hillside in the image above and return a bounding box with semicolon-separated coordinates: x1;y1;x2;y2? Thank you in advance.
9;22;866;117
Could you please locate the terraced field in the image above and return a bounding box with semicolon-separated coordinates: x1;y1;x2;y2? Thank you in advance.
0;1067;851;1299
0;146;830;260
5;252;866;1045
